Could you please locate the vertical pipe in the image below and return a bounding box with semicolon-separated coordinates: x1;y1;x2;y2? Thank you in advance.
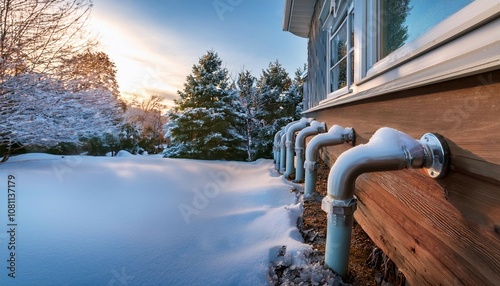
284;118;313;178
279;132;286;173
323;127;450;277
279;120;300;173
294;121;327;183
273;130;283;170
303;125;354;198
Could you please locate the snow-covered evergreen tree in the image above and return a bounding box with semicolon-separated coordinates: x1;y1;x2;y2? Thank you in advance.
236;70;258;161
253;60;294;159
163;51;246;160
282;65;305;119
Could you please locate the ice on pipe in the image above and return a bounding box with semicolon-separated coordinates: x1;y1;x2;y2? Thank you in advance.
328;125;345;135
367;127;416;146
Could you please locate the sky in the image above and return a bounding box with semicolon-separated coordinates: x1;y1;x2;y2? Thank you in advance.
88;0;308;106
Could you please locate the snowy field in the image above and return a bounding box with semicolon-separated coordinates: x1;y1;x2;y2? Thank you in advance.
0;153;309;285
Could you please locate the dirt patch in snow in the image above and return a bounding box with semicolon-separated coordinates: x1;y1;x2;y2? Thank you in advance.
269;159;407;286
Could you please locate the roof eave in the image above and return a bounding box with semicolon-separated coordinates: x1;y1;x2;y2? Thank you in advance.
282;0;316;38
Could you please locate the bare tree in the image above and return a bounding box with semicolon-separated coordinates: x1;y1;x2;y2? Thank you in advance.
0;0;94;82
124;94;168;153
58;49;120;97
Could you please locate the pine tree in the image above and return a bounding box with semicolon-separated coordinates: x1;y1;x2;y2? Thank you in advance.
164;51;246;160
253;60;293;159
236;69;258;161
283;65;305;120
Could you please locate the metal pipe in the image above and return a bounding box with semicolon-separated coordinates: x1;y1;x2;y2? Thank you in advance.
304;125;354;198
322;127;450;277
273;129;283;170
280;119;303;174
279;132;287;173
294;121;327;183
284;118;313;178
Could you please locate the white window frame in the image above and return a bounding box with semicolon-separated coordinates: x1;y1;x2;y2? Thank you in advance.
313;0;500;110
324;1;355;99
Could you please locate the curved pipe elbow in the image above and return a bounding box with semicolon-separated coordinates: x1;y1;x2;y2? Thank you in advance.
323;128;450;277
295;121;327;151
305;125;354;167
327;127;437;201
285;117;312;143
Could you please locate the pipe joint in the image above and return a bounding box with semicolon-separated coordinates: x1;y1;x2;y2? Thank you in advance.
304;160;318;172
322;196;357;216
285;141;293;148
295;147;304;157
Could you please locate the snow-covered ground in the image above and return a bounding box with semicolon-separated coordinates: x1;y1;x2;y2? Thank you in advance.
0;153;309;285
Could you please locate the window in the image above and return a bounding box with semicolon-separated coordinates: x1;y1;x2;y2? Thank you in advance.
314;0;497;109
326;2;354;95
377;0;474;61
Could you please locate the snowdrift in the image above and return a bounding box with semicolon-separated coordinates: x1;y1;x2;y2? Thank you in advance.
0;154;308;285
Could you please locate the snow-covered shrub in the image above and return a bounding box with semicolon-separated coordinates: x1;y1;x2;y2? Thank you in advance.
0;73;124;156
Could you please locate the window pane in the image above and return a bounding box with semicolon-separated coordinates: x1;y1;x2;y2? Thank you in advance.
331;20;348;66
330;37;336;67
336;21;348;60
332;58;347;90
380;0;473;58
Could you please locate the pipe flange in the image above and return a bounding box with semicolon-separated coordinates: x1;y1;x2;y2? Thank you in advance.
318;122;327;133
420;133;450;179
342;128;355;145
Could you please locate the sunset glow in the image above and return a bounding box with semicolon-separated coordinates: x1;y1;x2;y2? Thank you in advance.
88;1;307;107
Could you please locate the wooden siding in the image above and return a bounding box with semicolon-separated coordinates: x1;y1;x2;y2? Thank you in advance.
305;1;327;110
305;70;500;285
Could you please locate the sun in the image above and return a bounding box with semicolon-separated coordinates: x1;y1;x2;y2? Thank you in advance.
87;15;180;105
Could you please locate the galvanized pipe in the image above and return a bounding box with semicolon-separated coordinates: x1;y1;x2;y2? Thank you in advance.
279;121;301;173
284;118;313;178
294;121;327;183
273;129;284;170
322;127;450;277
303;125;354;198
279;132;286;173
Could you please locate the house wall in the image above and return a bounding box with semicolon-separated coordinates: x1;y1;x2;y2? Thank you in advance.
305;69;500;285
304;1;327;110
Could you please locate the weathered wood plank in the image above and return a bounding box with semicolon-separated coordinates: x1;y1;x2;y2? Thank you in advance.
308;70;500;181
306;70;500;285
320;147;500;285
